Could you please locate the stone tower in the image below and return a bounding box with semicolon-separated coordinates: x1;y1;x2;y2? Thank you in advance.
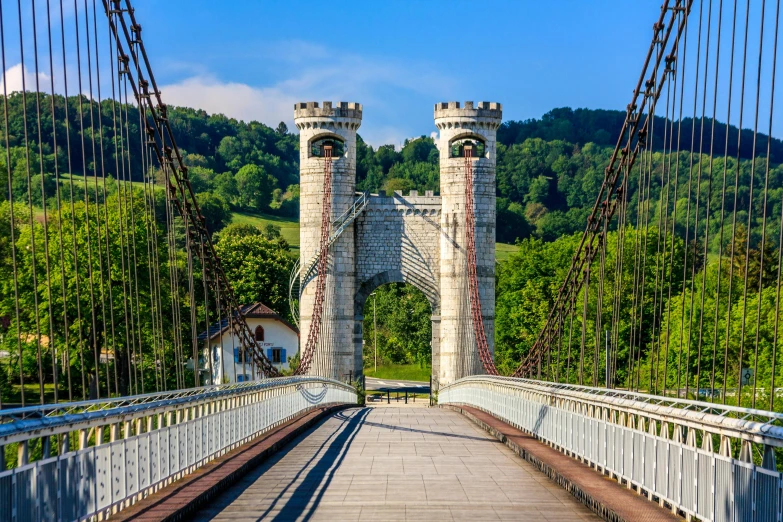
294;101;362;380
434;101;502;388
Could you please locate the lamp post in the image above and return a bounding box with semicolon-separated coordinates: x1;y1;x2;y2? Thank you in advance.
371;292;377;374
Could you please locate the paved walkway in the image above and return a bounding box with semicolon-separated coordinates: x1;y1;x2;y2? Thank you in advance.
191;408;602;521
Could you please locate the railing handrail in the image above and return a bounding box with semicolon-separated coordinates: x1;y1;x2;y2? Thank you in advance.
440;375;783;446
0;376;354;441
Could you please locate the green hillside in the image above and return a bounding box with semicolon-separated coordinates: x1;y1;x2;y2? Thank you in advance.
231;211;300;249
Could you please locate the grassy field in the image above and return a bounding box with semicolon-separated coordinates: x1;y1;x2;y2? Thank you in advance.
230;211;300;249
364;364;431;382
4;383;59;406
495;242;517;262
365;391;429;402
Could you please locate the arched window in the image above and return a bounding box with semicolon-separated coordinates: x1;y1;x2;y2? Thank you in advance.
255;325;265;342
310;137;345;158
450;137;486;158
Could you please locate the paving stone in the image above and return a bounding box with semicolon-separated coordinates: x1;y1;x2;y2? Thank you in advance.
189;408;601;521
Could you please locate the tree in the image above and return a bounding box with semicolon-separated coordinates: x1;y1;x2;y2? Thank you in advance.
375;145;400;174
383;177;414;196
362;283;432;367
525;175;550;205
195;191;231;234
278;184;299;217
276;121;288;135
214;233;294;321
219;223;265;239
213;171;238;206
234;164;277;210
187;166;215;194
401;136;437;164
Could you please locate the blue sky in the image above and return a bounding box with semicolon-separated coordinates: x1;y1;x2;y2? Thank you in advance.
129;1;666;146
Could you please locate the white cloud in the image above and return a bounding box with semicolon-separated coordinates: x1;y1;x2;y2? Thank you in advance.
158;41;456;147
160;75;297;128
0;63;51;94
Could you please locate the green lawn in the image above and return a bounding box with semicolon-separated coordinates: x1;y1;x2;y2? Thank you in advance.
4;383;59;406
495;242;517;263
61;173;149;189
230;211;300;249
364;364;431;382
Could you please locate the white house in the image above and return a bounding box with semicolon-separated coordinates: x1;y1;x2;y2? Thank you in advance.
199;303;299;383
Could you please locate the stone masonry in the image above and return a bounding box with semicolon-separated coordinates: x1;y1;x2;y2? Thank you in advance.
435;101;501;387
294;102;362;380
295;101;501;388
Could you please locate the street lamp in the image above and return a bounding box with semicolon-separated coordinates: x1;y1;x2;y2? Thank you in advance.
370;292;377;374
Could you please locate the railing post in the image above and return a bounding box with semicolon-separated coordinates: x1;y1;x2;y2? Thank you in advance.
17;441;28;466
762;445;777;470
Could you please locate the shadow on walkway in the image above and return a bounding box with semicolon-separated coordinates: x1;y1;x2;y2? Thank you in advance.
198;408;370;521
264;409;369;521
356;419;491;442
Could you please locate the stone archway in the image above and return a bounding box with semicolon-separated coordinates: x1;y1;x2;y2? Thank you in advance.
353;268;441;384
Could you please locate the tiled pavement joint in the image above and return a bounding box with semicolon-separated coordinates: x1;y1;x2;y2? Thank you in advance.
192;406;603;521
111;403;356;522
443;404;681;522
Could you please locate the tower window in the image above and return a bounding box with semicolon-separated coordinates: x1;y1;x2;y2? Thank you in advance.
450;137;485;158
255;325;265;342
311;137;345;158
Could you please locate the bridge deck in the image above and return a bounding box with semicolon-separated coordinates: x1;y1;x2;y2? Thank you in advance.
192;408;601;521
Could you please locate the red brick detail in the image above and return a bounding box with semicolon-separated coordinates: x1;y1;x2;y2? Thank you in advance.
111;404;352;522
445;405;681;522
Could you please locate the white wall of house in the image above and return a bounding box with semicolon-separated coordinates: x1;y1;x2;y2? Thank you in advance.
203;317;299;384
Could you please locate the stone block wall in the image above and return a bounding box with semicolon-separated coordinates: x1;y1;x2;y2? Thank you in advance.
354;192;442;377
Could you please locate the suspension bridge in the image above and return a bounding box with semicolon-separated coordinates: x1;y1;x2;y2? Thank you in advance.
0;0;781;520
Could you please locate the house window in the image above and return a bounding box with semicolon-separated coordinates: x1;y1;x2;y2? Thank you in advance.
212;345;220;363
234;347;242;364
269;347;286;364
255;325;265;342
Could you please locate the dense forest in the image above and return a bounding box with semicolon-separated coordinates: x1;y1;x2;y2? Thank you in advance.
6;92;781;243
3;91;783;406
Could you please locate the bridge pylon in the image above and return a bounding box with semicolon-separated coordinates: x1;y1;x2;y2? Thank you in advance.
294;102;363;380
434;102;502;387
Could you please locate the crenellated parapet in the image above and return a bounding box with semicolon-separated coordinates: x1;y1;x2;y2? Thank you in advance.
294;101;363;130
433;101;502;131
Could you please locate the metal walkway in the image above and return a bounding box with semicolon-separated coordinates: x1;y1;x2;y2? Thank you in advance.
191;408;601;521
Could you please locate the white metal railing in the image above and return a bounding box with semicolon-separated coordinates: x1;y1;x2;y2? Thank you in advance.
0;377;356;521
289;191;369;326
439;376;782;522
